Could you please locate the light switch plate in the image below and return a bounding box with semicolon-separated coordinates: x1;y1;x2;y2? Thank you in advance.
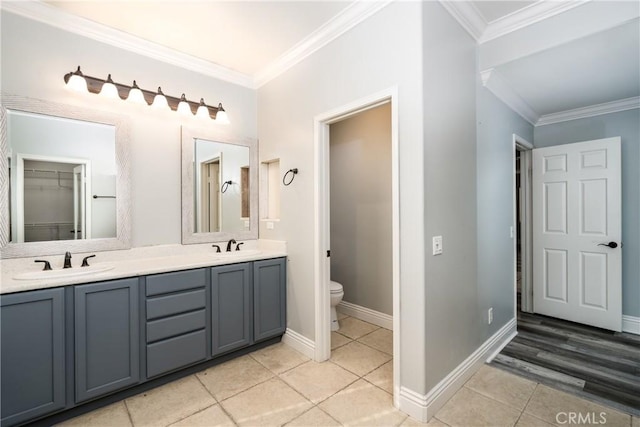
267;221;274;230
432;236;443;255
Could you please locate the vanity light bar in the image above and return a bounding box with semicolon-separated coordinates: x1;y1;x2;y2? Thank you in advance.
63;66;229;124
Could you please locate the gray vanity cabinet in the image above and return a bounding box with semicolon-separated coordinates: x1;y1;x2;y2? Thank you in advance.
0;288;66;426
74;279;140;403
254;258;287;342
211;263;253;356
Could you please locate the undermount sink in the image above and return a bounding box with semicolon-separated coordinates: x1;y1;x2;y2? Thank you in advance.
13;264;115;281
213;249;262;258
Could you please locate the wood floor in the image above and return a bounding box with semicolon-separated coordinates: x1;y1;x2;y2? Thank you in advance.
491;310;640;416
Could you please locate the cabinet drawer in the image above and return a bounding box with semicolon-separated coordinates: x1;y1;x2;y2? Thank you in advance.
146;310;206;343
146;289;205;320
146;269;206;296
147;330;207;378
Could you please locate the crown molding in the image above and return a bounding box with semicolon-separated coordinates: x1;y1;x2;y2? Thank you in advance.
536;96;640;126
441;0;591;44
481;69;539;125
480;0;590;43
1;1;255;89
253;0;393;88
437;0;486;41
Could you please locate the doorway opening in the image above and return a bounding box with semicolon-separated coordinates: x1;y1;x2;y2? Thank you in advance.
514;135;533;314
314;87;400;404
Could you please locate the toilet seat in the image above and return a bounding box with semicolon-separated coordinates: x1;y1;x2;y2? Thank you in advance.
330;281;343;294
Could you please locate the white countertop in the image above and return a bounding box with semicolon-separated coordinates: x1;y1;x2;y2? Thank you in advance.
0;240;287;294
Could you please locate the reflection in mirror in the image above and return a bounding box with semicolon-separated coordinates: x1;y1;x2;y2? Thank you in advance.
1;95;131;258
8;111;116;243
181;126;257;245
194;139;250;234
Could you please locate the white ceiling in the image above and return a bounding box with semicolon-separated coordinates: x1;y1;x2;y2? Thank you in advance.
14;1;640;123
46;1;352;75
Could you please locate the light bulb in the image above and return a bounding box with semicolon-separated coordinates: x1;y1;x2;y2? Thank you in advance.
100;74;119;99
215;103;230;124
151;87;169;110
65;66;88;92
196;98;210;119
127;80;146;104
177;94;192;115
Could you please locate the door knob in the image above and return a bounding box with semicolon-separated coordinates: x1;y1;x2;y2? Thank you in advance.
598;241;618;249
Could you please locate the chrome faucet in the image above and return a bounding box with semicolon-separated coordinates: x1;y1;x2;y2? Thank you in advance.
63;251;72;269
226;239;237;252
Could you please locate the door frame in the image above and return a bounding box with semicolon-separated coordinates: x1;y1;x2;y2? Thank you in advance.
313;86;400;402
513;135;533;314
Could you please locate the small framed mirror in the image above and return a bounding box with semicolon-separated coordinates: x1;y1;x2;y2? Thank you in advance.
181;126;257;244
1;95;131;258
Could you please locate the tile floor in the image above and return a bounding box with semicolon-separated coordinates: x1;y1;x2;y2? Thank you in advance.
60;315;639;427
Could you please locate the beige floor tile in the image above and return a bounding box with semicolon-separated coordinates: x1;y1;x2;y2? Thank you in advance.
331;341;392;376
364;360;393;394
337;317;380;340
633;416;639;427
515;413;555;427
170;404;235;427
401;416;450;426
58;402;132;427
319;379;407;426
465;365;536;411
286;407;341;426
250;342;310;374
358;328;393;355
125;376;215;427
220;377;312;426
332;331;352;350
337;311;349;320
196;355;273;401
524;385;631;427
280;360;358;403
435;386;521;427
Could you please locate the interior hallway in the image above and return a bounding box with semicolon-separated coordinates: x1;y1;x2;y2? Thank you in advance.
59;315;638;427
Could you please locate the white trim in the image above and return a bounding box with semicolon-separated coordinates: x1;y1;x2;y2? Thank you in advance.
536;97;640;127
514;135;534;315
622;315;640;335
437;1;486;41
398;318;517;422
480;1;590;43
1;1;254;89
281;328;315;359
481;69;539;125
254;0;393;88
313;86;400;407
337;301;393;330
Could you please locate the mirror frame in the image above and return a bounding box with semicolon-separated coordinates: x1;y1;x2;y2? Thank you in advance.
181;125;258;244
0;94;131;258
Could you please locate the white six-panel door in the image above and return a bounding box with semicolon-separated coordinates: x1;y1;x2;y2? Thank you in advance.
532;137;622;331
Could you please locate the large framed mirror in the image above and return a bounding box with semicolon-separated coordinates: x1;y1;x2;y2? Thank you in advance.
1;95;131;258
181;126;257;244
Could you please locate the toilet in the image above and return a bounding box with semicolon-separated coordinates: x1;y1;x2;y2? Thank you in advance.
329;280;344;331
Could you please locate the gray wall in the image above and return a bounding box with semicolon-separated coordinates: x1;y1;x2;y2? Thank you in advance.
329;103;392;316
534;109;640;317
1;11;257;248
258;1;428;394
476;88;534;335
422;2;482;391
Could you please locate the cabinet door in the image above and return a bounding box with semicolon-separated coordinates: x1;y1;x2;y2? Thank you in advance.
254;258;287;342
1;288;66;426
75;279;139;403
211;263;252;356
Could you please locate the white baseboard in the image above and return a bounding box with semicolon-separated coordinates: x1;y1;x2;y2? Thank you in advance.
398;318;517;422
337;301;393;330
622;315;640;335
282;328;315;359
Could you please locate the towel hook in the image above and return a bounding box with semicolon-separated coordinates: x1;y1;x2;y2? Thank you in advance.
221;180;233;193
283;168;298;186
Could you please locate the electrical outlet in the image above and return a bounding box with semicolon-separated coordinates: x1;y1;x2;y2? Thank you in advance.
432;236;443;255
488;307;493;325
266;221;274;230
